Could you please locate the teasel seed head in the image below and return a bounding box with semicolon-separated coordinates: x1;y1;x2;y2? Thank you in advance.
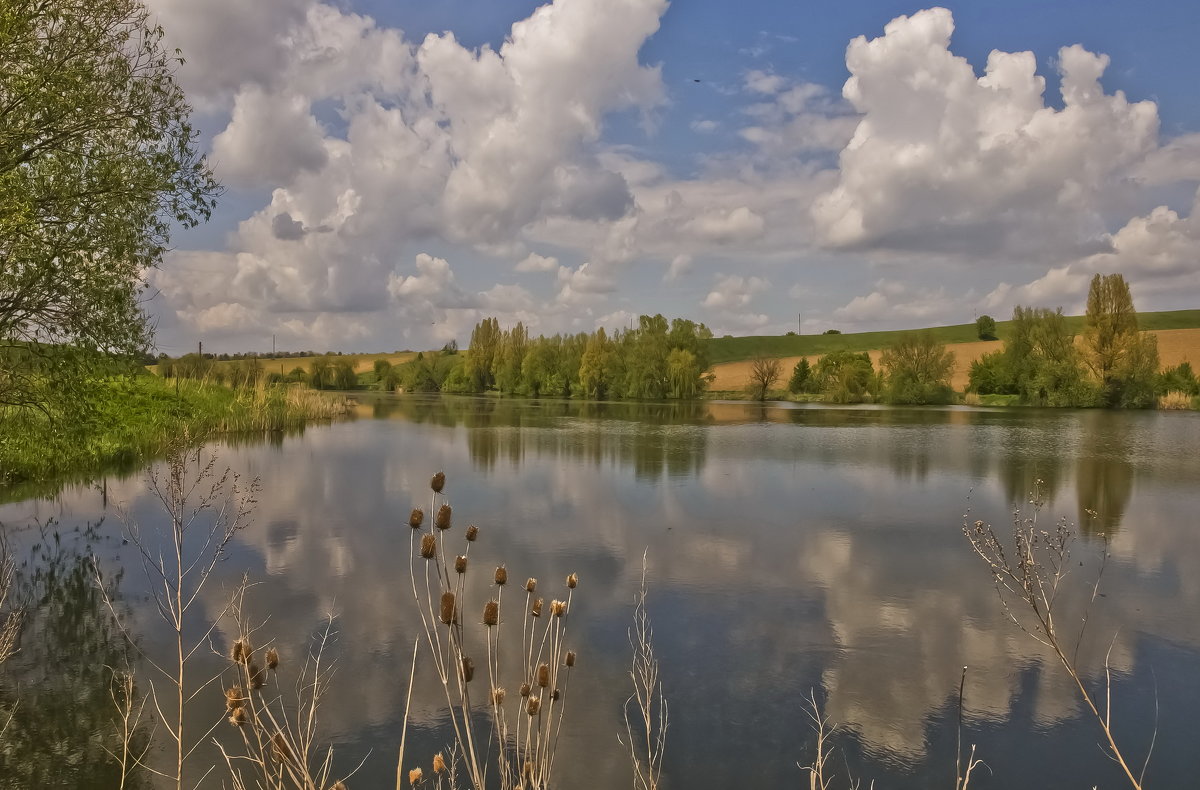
249;661;265;689
229;706;247;727
552;688;561;701
431;471;445;493
526;695;541;716
435;504;452;530
465;524;479;541
409;508;424;529
408;767;423;785
420;533;437;559
272;732;294;765
565;650;576;667
530;597;543;617
225;685;246;710
461;655;475;683
330;782;348;790
231;637;252;664
483;599;499;626
494;566;508;586
266;647;279;670
432;753;446;774
537;663;550;688
523;761;534;779
566;573;578;589
551;599;566;617
492;687;506;705
455;555;467;574
440;591;456;625
525;577;537;593
520;682;531;697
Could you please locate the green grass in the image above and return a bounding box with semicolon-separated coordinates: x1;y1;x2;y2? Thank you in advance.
705;309;1200;364
0;374;350;500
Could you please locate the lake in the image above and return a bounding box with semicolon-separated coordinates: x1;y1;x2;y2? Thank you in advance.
3;396;1200;788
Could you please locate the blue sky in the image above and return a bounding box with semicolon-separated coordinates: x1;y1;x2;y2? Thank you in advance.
145;0;1200;353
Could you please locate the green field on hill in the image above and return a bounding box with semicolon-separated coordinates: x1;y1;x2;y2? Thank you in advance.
704;309;1200;364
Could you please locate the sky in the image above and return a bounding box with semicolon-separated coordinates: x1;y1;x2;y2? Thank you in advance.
142;0;1200;354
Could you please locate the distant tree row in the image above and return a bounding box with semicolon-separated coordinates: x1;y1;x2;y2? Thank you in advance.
968;274;1161;408
380;315;715;400
774;334;956;406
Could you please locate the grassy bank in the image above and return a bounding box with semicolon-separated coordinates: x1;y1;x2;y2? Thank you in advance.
706;309;1200;364
0;375;351;498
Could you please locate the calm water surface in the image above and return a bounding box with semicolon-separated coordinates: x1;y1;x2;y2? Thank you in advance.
3;396;1200;788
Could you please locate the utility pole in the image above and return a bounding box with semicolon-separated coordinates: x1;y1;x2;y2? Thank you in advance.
798;312;802;335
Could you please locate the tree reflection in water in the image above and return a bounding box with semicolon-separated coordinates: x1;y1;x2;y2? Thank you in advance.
0;522;149;790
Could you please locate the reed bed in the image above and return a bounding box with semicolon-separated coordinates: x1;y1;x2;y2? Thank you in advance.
0;375;350;489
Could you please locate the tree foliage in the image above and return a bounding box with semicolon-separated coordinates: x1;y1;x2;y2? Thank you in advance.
814;350;876;403
880;334;955;404
975;314;997;340
787;358;814;394
450;314;712;400
0;0;220;415
1081;273;1159;408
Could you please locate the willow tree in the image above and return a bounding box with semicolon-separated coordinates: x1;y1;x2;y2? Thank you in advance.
0;0;219;415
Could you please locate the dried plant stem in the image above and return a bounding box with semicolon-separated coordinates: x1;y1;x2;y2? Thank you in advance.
623;551;667;790
964;484;1144;790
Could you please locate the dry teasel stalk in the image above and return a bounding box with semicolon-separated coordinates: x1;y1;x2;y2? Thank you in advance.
231;637;252;664
225;685;246;710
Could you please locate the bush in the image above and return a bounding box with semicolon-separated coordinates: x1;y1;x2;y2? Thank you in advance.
880;334;955;405
975;314;997;340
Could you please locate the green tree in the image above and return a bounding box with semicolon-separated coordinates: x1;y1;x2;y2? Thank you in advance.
1004;306;1093;406
494;322;528;394
787;358;813;394
880;334;956;404
967;351;1016;395
815;351;875;403
624;315;670;399
0;0;219;415
1081;273;1159;408
666;348;702;399
577;328;616;399
466;317;501;391
975;315;997;340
